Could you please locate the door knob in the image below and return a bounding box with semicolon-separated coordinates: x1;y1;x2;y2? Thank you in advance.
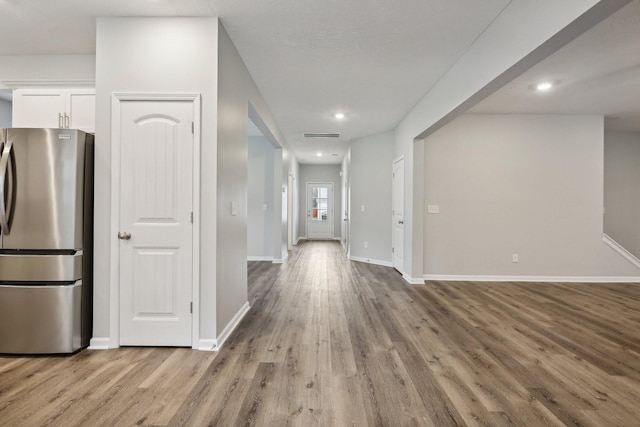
118;232;132;240
398;220;404;224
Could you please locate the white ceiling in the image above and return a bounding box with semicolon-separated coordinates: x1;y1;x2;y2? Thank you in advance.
471;0;640;133
1;1;637;164
0;0;511;164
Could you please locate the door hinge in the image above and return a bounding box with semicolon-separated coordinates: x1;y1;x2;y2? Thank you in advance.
392;247;394;253
191;122;194;134
190;302;193;313
190;212;193;223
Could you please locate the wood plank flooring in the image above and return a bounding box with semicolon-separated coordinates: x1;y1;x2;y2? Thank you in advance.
1;240;640;426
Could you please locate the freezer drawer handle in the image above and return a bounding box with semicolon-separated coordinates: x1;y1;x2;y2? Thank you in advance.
118;232;132;240
0;139;14;235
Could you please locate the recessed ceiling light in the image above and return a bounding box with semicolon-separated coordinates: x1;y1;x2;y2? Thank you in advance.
536;81;553;92
316;152;323;157
334;112;345;120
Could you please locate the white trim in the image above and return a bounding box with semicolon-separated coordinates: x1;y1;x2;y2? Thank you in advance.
214;301;251;351
349;255;393;267
603;234;640;270
273;252;288;264
423;274;640;283
88;337;112;350
110;92;202;350
2;79;95;88
197;339;218;352
247;256;274;262
391;155;405;275
403;274;425;285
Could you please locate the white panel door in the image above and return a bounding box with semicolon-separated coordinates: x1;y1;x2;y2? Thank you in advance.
307;183;333;239
119;100;193;346
392;158;405;273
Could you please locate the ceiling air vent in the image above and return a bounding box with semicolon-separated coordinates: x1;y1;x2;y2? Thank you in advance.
303;132;341;139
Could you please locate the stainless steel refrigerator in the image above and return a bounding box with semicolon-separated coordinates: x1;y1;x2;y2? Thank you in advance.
0;128;93;354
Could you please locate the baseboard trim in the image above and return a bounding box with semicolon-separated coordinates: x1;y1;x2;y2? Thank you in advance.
349;255;393;268
603;233;640;270
196;339;217;352
214;301;251;351
247;256;273;262
88;337;112;350
423;274;640;283
403;274;425;285
273;252;288;264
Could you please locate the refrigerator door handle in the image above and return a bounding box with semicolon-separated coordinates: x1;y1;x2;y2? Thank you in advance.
0;139;13;234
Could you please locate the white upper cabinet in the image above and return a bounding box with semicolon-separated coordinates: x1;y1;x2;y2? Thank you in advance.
12;88;95;133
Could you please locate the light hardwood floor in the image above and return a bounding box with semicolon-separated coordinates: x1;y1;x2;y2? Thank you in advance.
1;240;640;426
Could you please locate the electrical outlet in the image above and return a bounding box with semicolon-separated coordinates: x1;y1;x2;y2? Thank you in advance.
364;241;368;249
512;254;519;263
361;205;365;212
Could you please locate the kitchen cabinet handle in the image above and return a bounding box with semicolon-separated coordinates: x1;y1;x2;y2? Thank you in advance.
58;113;63;128
64;114;70;129
0;139;14;234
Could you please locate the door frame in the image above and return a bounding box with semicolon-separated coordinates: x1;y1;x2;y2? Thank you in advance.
287;173;294;250
109;92;201;349
306;182;334;239
392;155;405;274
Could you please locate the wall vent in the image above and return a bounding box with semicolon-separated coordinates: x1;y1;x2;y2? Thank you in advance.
303;132;341;139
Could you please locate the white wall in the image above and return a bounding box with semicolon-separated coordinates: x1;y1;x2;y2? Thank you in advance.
94;18;294;347
0;98;11;127
95;17;220;346
216;24;294;337
348;131;394;265
423;114;640;279
247;136;275;260
298;164;342;239
604;132;640;259
393;0;626;281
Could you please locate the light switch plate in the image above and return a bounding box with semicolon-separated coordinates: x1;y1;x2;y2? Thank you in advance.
427;205;440;214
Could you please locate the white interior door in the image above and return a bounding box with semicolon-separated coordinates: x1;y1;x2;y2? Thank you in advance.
288;174;293;250
392;158;405;273
119;100;194;346
306;183;333;239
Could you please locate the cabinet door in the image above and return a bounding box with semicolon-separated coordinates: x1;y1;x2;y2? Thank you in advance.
68;90;95;133
12;89;65;128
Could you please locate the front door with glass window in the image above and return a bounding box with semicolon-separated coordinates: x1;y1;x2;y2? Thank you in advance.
306;183;333;239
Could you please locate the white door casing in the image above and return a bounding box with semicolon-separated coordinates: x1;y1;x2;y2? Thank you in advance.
288;174;293;250
115;97;196;347
392;157;405;273
306;182;333;239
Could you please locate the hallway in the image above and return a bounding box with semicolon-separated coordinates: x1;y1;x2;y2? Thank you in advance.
1;240;640;425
